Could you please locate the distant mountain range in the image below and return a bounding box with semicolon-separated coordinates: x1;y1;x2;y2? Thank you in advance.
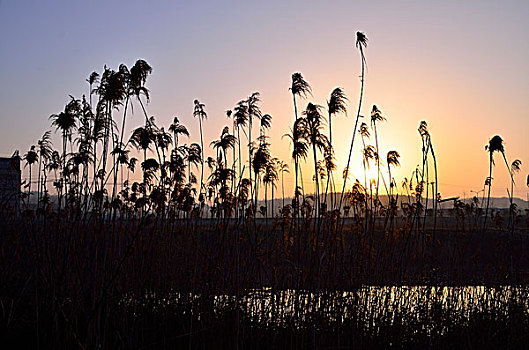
259;195;528;210
438;196;528;210
16;193;529;212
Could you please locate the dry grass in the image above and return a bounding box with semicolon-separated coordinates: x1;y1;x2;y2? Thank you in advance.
1;210;529;348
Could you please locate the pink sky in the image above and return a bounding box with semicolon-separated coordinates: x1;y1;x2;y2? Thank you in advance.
0;0;527;199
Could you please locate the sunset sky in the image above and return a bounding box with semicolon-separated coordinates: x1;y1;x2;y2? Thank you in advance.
0;0;527;199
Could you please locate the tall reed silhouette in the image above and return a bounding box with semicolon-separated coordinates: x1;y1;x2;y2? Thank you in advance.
370;105;386;211
483;135;511;229
340;31;368;211
49;97;80;211
7;47;529;350
303;103;328;218
326;87;347;208
36;131;53;208
290;73;311;219
193;99;207;205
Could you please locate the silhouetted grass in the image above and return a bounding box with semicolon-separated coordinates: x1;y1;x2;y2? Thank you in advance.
1;212;529;348
5;29;529;349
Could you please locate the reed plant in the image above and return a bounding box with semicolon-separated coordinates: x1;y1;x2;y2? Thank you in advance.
3;31;528;349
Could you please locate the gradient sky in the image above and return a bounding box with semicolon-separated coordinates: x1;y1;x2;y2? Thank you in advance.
1;0;528;199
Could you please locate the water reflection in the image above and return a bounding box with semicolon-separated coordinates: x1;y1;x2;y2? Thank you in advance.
122;286;529;334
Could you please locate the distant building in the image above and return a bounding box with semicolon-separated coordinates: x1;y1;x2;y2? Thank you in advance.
0;157;21;214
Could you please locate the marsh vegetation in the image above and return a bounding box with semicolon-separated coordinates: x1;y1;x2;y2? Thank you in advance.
2;31;529;349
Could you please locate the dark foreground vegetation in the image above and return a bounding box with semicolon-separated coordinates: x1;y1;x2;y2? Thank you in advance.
2;213;529;349
2;30;529;348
